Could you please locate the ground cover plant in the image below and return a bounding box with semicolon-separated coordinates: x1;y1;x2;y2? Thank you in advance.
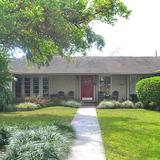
97;109;160;160
97;100;143;109
0;106;77;160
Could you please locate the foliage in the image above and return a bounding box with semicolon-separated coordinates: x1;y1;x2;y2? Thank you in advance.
0;107;77;159
129;93;139;102
135;101;144;108
64;100;81;108
0;129;10;149
2;104;17;112
50;97;65;106
98;100;135;109
121;100;134;108
3;125;73;160
97;109;160;160
19;97;81;108
16;102;40;111
22;96;51;106
112;101;121;108
98;101;115;109
0;0;130;65
0;50;13;111
136;76;160;105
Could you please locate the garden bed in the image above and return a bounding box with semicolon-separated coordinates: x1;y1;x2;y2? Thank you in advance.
0;106;77;160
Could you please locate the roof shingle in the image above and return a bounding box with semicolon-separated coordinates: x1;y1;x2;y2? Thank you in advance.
10;56;160;75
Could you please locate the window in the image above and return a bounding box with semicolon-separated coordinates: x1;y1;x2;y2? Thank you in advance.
33;77;39;96
15;77;21;98
100;76;111;95
43;77;49;96
24;78;30;97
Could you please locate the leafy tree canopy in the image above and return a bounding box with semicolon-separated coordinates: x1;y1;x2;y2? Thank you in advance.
0;50;13;110
0;0;131;65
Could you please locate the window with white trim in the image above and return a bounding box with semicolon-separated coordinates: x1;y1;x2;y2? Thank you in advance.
24;78;30;97
33;77;39;96
43;77;49;96
99;76;111;95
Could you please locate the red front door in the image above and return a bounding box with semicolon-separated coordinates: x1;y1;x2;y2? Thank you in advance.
81;76;93;100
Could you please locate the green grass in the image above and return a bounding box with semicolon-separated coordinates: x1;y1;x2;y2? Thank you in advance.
0;106;76;127
97;109;160;160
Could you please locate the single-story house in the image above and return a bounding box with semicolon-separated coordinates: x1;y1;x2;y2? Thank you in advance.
10;56;160;102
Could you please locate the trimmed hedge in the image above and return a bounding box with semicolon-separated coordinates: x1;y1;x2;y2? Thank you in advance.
136;76;160;105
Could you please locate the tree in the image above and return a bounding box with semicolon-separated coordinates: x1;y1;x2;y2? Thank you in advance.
0;0;130;65
0;50;13;111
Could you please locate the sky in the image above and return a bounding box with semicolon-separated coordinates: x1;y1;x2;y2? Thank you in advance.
15;0;160;57
87;0;160;57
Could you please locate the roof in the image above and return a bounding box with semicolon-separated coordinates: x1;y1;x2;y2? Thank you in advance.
10;56;160;75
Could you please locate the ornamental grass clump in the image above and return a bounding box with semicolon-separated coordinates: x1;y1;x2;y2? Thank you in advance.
98;101;115;109
121;100;134;108
135;101;144;108
3;125;73;160
0;129;10;150
64;100;81;108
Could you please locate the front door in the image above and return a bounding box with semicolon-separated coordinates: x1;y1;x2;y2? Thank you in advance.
81;76;93;101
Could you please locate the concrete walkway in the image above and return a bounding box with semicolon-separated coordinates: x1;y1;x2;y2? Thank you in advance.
68;107;106;160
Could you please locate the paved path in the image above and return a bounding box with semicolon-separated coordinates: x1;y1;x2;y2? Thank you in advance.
68;107;106;160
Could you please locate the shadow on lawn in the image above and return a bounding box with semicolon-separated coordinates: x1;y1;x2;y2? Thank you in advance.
0;112;75;131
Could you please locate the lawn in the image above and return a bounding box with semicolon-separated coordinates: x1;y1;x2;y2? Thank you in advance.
97;109;160;160
0;106;76;127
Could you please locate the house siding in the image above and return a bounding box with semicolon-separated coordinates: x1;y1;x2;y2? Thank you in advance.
13;74;148;102
49;75;77;98
112;75;128;100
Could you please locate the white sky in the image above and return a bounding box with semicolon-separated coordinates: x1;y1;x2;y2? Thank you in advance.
87;0;160;57
15;0;160;57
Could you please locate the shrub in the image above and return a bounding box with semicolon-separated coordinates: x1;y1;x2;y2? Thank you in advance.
0;88;13;111
135;101;144;108
22;97;66;107
0;51;13;111
112;101;122;108
16;102;40;111
0;129;10;149
136;76;160;105
3;104;17;112
23;96;51;107
50;97;65;106
147;102;160;110
129;94;139;102
3;125;73;160
98;101;115;109
121;100;134;108
64;100;81;108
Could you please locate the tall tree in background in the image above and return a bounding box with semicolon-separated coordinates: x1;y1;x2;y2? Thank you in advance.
0;0;130;65
0;50;12;111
